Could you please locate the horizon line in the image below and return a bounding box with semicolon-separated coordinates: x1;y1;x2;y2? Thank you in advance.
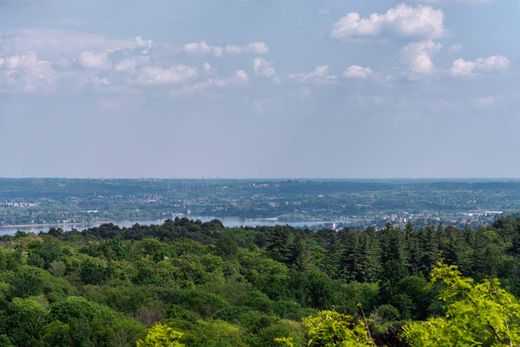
1;177;520;181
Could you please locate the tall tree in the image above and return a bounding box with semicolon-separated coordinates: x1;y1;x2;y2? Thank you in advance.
289;233;311;271
266;226;293;264
417;226;439;276
404;222;421;275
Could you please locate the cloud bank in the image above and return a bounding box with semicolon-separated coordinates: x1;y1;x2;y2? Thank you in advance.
449;55;510;77
330;4;445;40
0;29;269;93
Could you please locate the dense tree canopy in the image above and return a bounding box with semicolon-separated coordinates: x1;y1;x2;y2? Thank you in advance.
1;215;520;346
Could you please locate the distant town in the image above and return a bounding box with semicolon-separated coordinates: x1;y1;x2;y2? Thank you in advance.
0;178;517;232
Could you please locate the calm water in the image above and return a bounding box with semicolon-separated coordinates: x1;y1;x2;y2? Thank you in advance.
0;216;336;235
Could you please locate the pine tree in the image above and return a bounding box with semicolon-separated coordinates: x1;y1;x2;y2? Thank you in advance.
322;231;343;279
340;230;364;281
380;223;406;269
289;233;311;271
417;226;439;276
359;230;381;282
443;227;472;274
266;225;293;264
471;229;501;278
404;222;421;275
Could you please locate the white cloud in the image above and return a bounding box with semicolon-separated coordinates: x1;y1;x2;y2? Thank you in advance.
330;4;445;40
290;65;337;82
343;65;373;79
449;55;510;77
202;62;214;74
0;51;56;91
235;70;249;82
420;0;490;3
400;40;442;76
137;65;198;86
181;41;269;56
253;57;275;78
134;35;153;54
0;29;270;94
115;59;137;74
214;69;248;86
182;41;215;55
225;42;269;55
0;29;142;59
173;69;248;95
247;42;270;55
0;29;157;91
79;51;111;70
449;59;474;76
222;45;242;55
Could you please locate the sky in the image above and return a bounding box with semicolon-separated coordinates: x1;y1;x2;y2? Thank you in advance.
0;0;519;178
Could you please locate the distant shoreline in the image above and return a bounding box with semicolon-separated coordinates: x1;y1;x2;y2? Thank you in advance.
0;222;107;230
0;217;340;235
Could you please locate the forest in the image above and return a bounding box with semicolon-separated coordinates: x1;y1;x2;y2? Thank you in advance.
1;216;520;346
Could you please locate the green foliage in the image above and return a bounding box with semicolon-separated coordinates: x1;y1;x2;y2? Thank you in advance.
190;319;247;347
302;310;375;347
42;320;71;347
137;323;185;347
0;218;520;346
2;263;72;303
403;262;520;346
162;288;230;317
47;296;144;346
335;282;379;315
340;230;380;282
80;258;109;285
394;275;431;319
0;248;17;272
246;290;273;312
266;226;293;264
213;305;252;322
272;300;305;320
0;334;14;347
5;296;47;346
373;304;400;322
274;336;294;347
215;235;240;259
8;266;45;298
301;271;334;309
254;319;303;347
27;237;65;269
238;310;275;334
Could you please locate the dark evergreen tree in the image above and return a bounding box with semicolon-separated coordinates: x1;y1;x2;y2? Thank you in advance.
265;226;293;264
417;226;439;275
444;227;472;274
339;230;363;281
289;234;311;271
359;229;381;282
404;222;421;275
322;231;342;279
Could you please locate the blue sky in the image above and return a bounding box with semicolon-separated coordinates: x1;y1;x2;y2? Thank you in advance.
0;0;518;178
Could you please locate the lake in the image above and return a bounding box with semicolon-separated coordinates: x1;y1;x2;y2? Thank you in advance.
0;216;337;235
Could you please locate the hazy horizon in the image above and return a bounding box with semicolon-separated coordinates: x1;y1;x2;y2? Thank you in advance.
2;176;520;181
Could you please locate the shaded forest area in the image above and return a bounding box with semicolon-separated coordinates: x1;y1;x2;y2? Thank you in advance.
1;216;520;346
